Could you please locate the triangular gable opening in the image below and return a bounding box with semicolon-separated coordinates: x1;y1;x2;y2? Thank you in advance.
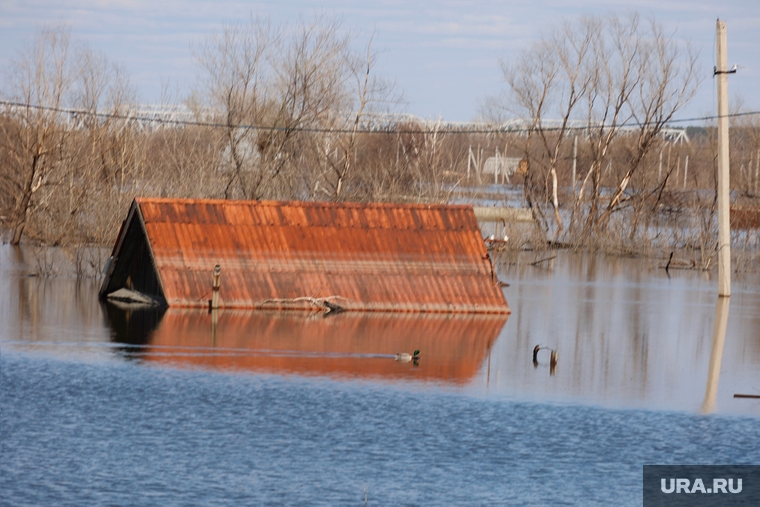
99;201;166;307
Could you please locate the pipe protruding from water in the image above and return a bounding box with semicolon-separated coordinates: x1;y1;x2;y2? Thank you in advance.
550;349;558;376
533;344;558;374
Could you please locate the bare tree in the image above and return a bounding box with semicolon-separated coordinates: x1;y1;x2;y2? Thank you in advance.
194;15;400;203
63;45;137;245
263;15;355;199
500;17;598;237
1;26;77;245
0;26;139;247
490;12;700;246
194;16;276;199
331;35;374;200
593;15;700;233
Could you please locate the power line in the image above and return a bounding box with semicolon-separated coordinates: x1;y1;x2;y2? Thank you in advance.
667;110;760;123
1;99;759;135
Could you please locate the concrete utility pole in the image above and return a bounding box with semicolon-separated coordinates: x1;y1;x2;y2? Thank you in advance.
716;19;734;297
702;295;730;414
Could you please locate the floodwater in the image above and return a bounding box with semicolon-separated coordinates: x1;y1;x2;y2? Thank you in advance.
2;244;759;505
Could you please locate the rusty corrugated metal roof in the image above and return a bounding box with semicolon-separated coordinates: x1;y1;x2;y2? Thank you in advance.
110;197;509;313
139;310;507;383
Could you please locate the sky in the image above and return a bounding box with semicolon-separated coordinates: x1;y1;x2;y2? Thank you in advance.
1;0;759;122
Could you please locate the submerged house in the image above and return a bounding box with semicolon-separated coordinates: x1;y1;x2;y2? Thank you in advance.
99;198;509;314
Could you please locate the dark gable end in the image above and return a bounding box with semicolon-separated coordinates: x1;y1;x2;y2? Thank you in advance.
99;200;166;306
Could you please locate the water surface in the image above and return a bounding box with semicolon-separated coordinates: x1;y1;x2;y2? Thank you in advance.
2;245;759;505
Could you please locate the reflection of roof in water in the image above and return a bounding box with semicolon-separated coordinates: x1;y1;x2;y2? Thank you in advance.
125;310;507;384
100;198;509;314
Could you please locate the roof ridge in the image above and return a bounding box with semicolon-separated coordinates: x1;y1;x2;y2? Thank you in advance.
134;197;472;211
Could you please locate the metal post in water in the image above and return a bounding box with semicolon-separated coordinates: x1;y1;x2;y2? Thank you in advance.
211;306;219;347
211;264;221;346
212;264;221;309
549;349;558;376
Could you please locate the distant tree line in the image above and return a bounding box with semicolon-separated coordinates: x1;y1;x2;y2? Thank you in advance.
1;14;759;272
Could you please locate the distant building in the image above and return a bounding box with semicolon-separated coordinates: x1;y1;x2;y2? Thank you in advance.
482;156;528;183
